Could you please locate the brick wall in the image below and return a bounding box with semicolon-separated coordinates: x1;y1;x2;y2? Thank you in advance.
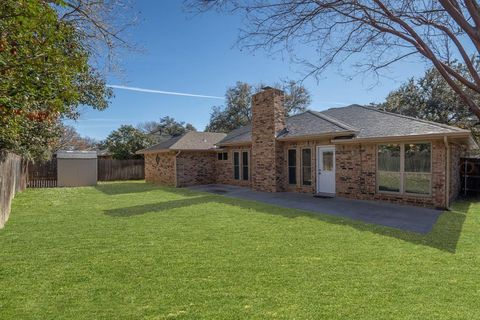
176;151;217;187
144;152;176;186
335;140;447;208
215;146;252;187
251;88;286;192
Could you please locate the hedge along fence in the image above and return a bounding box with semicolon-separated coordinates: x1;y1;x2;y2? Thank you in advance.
0;151;27;229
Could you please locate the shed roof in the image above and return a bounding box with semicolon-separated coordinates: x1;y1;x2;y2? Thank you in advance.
56;151;97;159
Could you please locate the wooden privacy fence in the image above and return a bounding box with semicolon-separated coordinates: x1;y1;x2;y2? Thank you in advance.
1;151;27;228
28;160;57;188
27;158;145;187
97;159;144;181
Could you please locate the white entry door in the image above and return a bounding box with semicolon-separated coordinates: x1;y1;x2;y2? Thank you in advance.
316;146;336;195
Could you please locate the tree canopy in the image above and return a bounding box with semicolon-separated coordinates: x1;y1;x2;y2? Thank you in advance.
103;125;154;160
377;64;480;140
138;116;196;143
52;124;98;152
0;0;132;159
205;81;311;133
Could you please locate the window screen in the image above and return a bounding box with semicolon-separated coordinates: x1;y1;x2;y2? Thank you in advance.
404;143;431;195
377;144;401;192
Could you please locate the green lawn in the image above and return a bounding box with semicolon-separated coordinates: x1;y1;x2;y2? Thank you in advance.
1;181;479;319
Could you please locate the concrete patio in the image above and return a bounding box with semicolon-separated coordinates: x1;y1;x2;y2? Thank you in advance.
188;184;443;234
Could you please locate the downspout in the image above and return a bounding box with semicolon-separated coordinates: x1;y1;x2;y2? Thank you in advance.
443;136;450;210
174;151;181;187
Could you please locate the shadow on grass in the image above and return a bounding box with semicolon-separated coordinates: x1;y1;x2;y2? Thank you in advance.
104;196;210;217
95;181;160;195
103;185;472;254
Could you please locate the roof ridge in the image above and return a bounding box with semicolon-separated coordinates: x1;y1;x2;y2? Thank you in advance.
308;110;359;132
359;105;466;132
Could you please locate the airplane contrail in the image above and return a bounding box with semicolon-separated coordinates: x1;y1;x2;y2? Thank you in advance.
107;84;224;100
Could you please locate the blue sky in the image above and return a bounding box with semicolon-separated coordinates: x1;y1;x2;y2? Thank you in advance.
66;1;428;140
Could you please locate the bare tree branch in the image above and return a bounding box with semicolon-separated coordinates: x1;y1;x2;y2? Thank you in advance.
188;0;480;119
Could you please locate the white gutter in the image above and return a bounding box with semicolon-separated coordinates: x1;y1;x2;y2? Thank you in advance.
331;131;471;144
277;131;356;142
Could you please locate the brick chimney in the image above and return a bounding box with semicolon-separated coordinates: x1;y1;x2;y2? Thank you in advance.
251;87;286;192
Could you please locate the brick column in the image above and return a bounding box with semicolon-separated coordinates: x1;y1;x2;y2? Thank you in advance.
251;87;286;192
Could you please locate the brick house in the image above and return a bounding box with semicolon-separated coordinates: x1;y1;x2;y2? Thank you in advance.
137;87;476;208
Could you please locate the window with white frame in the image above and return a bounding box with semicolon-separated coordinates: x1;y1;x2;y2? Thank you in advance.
377;143;432;195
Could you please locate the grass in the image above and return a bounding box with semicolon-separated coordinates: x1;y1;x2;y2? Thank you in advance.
1;181;479;319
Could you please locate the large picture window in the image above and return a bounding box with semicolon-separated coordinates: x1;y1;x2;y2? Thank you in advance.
377;144;401;192
404;143;431;195
288;149;297;185
301;148;312;186
377;143;431;195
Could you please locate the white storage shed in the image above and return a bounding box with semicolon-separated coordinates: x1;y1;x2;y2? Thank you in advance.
56;151;97;187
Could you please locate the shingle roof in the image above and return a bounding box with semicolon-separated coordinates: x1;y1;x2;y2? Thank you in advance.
321;105;467;138
218;111;357;145
137;131;226;153
218;104;470;146
277;111;358;139
217;125;252;145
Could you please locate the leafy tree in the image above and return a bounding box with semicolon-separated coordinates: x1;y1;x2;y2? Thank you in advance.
376;65;479;140
0;0;132;159
191;0;480;121
103;125;154;159
205;81;311;133
138;117;196;143
52;124;98;152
